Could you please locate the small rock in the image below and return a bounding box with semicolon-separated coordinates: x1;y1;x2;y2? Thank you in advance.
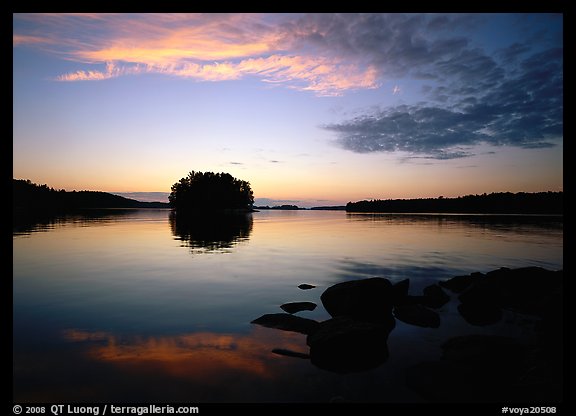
298;284;316;290
251;313;320;335
394;304;440;328
280;301;317;314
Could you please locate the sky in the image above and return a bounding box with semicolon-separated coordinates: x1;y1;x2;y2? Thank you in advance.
13;13;563;207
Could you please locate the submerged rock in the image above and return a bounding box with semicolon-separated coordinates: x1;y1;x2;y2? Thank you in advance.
251;313;320;335
406;335;537;402
306;316;394;374
271;348;310;359
441;334;526;365
320;277;395;323
298;284;316;290
394;304;440;328
280;301;317;314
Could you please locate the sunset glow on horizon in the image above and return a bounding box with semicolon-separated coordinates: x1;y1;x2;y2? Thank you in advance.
13;13;563;207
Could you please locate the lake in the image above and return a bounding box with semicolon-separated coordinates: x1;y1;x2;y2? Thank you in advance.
13;209;563;403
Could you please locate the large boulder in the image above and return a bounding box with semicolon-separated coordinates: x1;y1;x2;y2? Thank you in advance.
320;277;395;323
306;316;395;374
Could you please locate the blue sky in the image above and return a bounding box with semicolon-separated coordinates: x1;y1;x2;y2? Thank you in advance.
13;13;563;206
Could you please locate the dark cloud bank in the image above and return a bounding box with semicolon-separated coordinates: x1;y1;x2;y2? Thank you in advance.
298;14;563;159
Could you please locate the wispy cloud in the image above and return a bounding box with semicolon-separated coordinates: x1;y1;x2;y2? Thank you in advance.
14;13;382;96
55;61;145;81
13;34;52;46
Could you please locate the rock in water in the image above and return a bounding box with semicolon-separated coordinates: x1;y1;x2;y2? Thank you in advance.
457;267;563;316
421;284;450;309
298;284;316;290
406;335;532;402
306;316;395;374
391;278;410;305
394;304;440;328
272;348;310;359
320;277;395;323
251;313;320;335
280;302;317;314
439;272;484;293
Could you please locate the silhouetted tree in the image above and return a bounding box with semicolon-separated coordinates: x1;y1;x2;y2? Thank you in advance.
169;171;254;212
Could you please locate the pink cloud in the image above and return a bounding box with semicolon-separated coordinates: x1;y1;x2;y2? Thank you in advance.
15;13;383;95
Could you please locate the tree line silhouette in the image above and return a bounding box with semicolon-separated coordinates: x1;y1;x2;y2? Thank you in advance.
14;178;563;216
346;192;563;214
13;179;168;211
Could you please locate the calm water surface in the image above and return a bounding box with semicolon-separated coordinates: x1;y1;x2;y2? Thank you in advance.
13;209;563;402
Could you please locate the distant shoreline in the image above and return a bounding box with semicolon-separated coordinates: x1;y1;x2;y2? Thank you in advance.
13;179;562;215
345;192;562;215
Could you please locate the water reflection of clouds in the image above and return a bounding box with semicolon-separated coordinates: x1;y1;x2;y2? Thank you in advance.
62;327;305;381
